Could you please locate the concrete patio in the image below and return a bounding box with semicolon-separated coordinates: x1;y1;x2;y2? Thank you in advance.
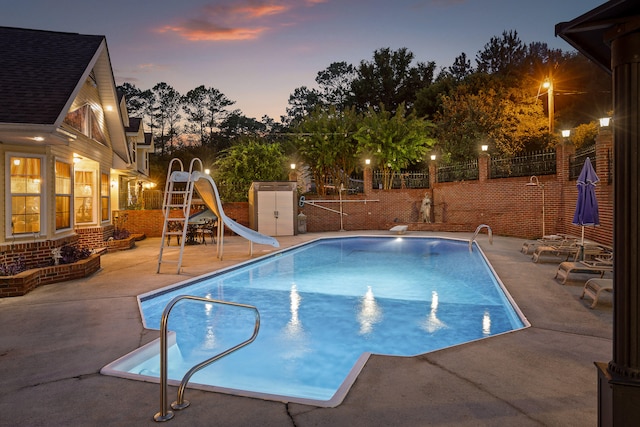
0;231;612;426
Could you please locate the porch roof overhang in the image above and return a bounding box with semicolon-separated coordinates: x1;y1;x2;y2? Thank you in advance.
555;0;640;74
0;124;77;146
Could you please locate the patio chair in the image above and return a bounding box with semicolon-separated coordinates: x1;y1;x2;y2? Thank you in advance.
554;257;613;284
521;234;566;254
532;239;580;263
197;219;217;245
580;278;613;308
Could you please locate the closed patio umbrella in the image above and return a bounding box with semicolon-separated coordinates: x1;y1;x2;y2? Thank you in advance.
572;157;600;250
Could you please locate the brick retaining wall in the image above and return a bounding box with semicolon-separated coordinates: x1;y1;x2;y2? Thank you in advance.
113;129;614;247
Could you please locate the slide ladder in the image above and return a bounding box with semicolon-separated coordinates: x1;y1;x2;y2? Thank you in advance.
157;158;202;273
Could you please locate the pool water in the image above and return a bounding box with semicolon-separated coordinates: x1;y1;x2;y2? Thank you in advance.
102;236;527;407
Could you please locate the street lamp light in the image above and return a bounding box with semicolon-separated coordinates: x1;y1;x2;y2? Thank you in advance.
526;176;545;237
542;77;554;135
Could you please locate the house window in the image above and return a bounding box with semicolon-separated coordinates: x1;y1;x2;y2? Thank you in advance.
64;104;107;145
75;170;94;224
101;173;109;221
55;161;72;230
9;156;42;234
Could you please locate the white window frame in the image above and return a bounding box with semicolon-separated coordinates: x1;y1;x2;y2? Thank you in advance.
5;152;46;238
54;158;73;233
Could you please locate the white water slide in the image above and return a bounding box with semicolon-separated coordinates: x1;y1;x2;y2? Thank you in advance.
191;171;279;259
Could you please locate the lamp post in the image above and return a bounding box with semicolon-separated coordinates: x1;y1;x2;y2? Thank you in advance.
542;77;554;135
526;176;545;237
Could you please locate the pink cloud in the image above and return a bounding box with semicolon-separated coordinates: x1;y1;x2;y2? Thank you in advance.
157;0;322;42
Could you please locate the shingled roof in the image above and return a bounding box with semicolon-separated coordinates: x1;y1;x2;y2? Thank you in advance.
0;26;105;125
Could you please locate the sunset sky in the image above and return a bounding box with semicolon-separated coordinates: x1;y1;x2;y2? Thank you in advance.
4;0;604;121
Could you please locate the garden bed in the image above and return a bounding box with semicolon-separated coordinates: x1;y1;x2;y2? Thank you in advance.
0;253;101;297
105;233;145;252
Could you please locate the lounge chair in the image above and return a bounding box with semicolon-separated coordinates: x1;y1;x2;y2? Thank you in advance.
581;278;613;308
521;235;567;254
554;259;613;284
532;239;580;263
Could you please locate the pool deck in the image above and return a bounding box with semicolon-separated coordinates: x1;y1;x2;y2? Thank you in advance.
0;231;612;426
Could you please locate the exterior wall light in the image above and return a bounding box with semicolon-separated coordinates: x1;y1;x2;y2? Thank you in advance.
600;117;611;127
562;129;571;138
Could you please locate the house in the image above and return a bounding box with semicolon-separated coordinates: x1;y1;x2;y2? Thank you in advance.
0;26;151;267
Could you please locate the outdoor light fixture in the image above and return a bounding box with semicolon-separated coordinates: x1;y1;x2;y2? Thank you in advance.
481;144;489;152
599;117;611;127
562;129;571;138
365;158;371;165
204;168;210;175
430;154;436;161
526;175;545;237
540;77;554;134
290;163;296;170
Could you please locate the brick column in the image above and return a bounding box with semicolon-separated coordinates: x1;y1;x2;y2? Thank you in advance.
363;166;373;196
478;154;489;182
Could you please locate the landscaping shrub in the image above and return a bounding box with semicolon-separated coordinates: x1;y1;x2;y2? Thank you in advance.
0;256;26;276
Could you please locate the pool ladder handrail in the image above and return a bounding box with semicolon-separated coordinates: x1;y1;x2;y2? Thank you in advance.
154;295;260;422
469;224;493;252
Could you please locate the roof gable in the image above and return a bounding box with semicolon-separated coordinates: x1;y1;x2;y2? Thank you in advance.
0;26;105;125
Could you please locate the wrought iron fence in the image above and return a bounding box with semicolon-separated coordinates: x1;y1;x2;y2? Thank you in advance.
437;160;478;183
372;170;430;189
569;143;596;180
490;149;556;179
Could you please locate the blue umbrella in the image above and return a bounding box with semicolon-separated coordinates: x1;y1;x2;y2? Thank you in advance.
572;157;600;245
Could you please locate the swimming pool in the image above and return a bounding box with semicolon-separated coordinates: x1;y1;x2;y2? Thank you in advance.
102;236;528;407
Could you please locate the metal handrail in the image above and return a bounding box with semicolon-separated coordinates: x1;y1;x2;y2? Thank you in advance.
469;224;493;252
154;295;260;422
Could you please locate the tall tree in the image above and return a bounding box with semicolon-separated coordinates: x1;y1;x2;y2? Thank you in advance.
315;61;357;112
353;103;435;189
435;79;548;161
182;85;209;146
447;52;474;81
475;30;527;77
293;106;361;195
152;83;182;152
284;86;322;126
351;47;436;114
214;139;287;201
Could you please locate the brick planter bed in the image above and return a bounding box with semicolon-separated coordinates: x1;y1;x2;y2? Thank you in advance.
105;233;145;253
0;253;101;297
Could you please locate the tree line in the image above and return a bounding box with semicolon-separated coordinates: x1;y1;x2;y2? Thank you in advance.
119;30;611;199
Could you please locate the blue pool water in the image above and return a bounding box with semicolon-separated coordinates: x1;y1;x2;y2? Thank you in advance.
103;236;527;406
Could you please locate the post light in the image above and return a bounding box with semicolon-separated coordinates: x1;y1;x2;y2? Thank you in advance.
542;77;554;135
562;129;571;138
599;117;611;127
204;168;210;175
481;144;489;152
526;176;545;237
365;158;370;166
430;154;437;161
290;163;296;170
